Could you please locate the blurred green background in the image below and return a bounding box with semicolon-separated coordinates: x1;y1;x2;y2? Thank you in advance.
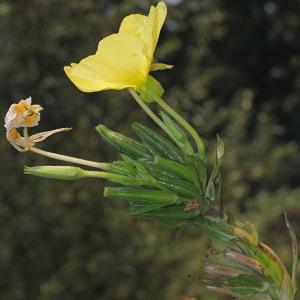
0;0;299;299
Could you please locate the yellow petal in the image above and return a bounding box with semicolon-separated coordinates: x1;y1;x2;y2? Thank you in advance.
150;63;173;71
148;2;167;55
64;33;149;92
119;14;146;36
119;1;167;59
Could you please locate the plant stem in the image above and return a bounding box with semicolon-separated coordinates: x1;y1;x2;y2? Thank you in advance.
30;147;110;170
128;89;173;139
154;96;205;157
83;170;157;186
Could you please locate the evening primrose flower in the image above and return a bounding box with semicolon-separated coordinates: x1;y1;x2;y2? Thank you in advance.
4;98;71;152
64;1;171;93
4;98;108;169
6;128;31;151
4;97;43;130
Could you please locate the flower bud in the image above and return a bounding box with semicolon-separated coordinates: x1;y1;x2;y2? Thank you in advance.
24;166;86;180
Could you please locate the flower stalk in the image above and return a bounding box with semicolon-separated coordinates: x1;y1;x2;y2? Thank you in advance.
29;147;110;170
153;95;205;159
129;88;173;139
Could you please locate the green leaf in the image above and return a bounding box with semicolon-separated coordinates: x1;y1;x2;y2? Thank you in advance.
95;124;152;159
228;274;266;297
132;122;185;163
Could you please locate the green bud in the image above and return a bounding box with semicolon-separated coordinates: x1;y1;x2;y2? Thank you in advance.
156;176;199;199
138;204;200;222
120;154;151;178
95;124;152;159
192;156;207;188
159;111;194;155
154;156;201;190
108;161;132;176
24;166;85;180
104;187;177;204
132;122;184;163
102;173;152;186
136;75;164;103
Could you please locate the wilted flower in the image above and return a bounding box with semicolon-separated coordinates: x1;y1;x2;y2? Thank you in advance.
64;1;171;93
6;128;31;151
4;97;43;130
4;98;71;152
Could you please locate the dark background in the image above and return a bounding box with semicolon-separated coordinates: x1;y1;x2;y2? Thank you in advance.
0;0;299;299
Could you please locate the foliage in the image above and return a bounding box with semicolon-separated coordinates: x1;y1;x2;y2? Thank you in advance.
0;0;299;299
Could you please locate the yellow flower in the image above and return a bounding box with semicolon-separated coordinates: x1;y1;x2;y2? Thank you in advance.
64;1;171;93
4;97;43;130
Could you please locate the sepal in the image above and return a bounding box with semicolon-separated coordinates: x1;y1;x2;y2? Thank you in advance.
136;75;164;103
